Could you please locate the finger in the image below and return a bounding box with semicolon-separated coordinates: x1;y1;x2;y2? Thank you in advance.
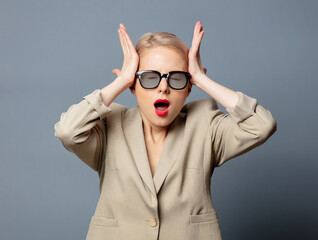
112;69;121;76
119;25;131;55
119;23;127;31
120;26;136;53
194;23;203;45
191;21;199;45
120;28;130;56
197;30;205;50
195;21;202;39
192;21;202;45
193;30;204;53
118;28;127;55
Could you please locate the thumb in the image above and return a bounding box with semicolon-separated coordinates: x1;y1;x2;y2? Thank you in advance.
112;69;121;76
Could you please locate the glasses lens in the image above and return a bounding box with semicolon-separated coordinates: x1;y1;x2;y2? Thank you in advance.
140;72;160;88
169;72;188;89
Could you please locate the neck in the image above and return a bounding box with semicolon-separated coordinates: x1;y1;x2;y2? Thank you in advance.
141;117;170;145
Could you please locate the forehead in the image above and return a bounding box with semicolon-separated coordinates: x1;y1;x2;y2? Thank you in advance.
139;46;187;72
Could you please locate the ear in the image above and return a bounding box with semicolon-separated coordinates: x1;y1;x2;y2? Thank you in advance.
129;79;137;96
187;81;192;96
129;86;136;96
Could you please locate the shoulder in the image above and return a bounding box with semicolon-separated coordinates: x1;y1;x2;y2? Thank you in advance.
108;101;129;113
180;97;219;115
83;88;130;116
178;97;224;128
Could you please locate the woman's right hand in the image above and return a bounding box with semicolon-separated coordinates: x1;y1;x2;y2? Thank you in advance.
112;23;139;88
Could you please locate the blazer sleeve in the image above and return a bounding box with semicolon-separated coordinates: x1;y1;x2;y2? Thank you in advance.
54;89;112;173
206;91;277;167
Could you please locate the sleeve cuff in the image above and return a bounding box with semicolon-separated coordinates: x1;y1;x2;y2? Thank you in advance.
83;89;112;120
225;91;258;123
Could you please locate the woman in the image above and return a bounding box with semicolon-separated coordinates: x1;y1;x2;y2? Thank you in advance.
54;21;277;240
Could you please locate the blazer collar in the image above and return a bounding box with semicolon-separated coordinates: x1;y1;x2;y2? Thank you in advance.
123;103;185;197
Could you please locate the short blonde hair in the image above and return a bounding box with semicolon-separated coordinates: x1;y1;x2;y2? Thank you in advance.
135;31;189;67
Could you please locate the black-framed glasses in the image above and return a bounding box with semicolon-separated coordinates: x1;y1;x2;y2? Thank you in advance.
135;70;191;90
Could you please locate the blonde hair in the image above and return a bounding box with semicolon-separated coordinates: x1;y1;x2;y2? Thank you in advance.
135;32;189;67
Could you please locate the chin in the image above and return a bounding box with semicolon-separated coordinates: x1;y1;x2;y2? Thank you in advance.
151;114;173;126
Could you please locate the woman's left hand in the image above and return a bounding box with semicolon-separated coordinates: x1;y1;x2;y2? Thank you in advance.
188;21;207;85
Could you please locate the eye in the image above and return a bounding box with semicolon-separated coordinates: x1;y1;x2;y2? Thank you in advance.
169;72;186;81
170;77;182;80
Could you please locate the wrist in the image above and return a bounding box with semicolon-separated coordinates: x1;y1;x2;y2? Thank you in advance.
191;72;206;85
115;76;131;89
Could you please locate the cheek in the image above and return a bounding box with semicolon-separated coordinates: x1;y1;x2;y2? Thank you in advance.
135;81;145;97
135;87;153;107
171;94;186;108
178;91;189;104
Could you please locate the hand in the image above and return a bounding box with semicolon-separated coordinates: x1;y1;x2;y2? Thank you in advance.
112;23;139;88
188;21;207;85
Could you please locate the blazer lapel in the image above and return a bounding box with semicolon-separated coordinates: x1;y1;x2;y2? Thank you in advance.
153;111;185;195
123;104;185;197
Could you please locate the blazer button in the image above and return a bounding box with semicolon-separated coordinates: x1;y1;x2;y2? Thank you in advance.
148;218;158;227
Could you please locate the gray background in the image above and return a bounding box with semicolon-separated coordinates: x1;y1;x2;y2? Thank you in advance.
1;0;317;239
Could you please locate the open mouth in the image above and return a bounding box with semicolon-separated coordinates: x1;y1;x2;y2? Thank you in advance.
154;102;169;111
154;99;170;112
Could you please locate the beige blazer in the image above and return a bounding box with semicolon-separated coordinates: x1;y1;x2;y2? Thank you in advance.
54;89;277;240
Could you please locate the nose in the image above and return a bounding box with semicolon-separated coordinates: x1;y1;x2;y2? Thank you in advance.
158;76;170;93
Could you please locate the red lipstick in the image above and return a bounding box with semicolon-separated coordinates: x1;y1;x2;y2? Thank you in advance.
154;99;170;116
